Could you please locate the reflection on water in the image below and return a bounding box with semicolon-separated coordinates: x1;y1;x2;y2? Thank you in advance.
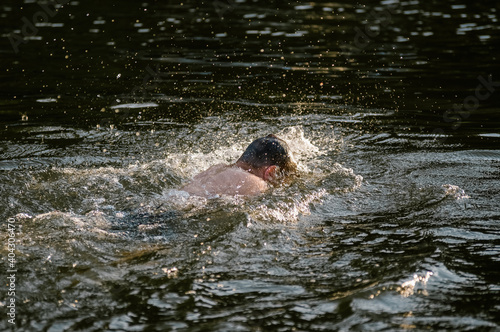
1;0;499;128
1;0;500;331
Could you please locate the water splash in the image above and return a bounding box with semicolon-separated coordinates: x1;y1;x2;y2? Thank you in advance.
398;271;434;298
278;126;322;166
3;120;361;254
250;189;328;223
11;123;362;232
442;184;470;200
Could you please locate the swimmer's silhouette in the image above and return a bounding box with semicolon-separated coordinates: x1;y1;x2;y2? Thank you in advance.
182;134;297;197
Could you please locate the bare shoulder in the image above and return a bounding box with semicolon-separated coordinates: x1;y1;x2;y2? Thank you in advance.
217;167;268;196
191;163;227;180
182;165;267;197
224;167;268;191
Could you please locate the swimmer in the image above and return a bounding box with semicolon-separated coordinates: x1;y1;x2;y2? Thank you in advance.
182;134;297;197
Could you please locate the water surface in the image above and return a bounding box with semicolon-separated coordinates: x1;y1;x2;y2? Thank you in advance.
1;0;499;331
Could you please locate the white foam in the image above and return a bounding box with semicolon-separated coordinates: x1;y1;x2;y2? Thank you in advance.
442;184;470;200
250;189;328;223
278;126;322;163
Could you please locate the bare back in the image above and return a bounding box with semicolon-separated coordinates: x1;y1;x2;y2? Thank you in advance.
182;164;268;197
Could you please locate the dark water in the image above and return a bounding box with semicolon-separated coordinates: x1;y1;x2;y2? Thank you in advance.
1;0;500;331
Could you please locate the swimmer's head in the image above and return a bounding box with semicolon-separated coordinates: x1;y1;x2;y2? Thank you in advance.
236;134;297;182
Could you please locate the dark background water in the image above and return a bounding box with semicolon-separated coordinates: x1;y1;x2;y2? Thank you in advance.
1;1;500;331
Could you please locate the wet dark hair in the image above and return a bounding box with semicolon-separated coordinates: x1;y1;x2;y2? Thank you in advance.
237;134;297;175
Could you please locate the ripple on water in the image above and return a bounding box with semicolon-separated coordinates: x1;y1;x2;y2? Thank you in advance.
2;114;499;331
